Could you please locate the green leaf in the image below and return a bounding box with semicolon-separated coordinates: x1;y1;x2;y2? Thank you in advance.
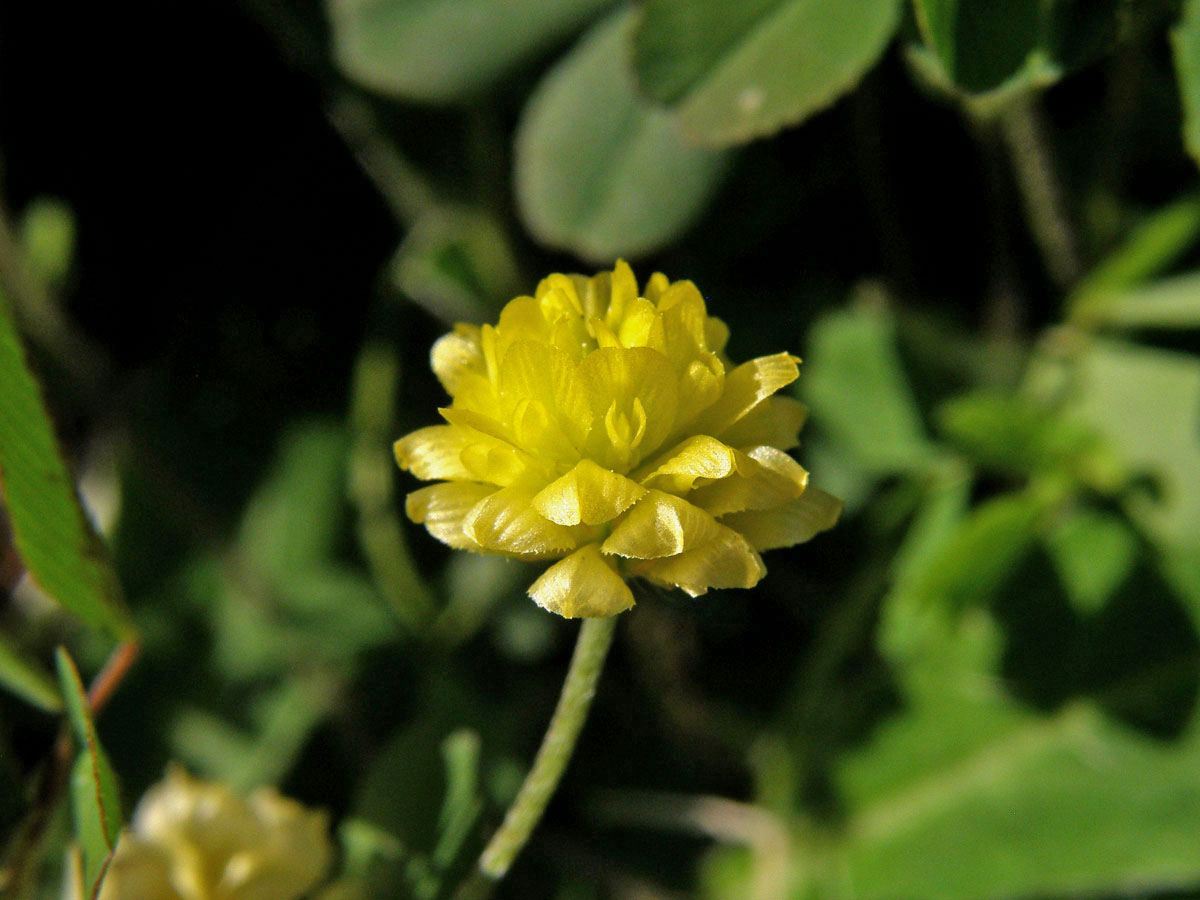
935;390;1101;477
1073;269;1200;330
0;631;61;711
171;676;337;791
834;542;1200;900
838;694;1200;899
1044;507;1138;615
878;471;972;665
55;648;123;897
514;7;731;261
19;197;76;290
913;0;1042;93
349;344;438;630
904;483;1064;610
239;423;350;574
803;297;940;478
1069;194;1200;321
355;719;453;855
1173;0;1200;169
634;0;902;146
389;206;522;325
432;729;483;870
0;293;131;639
1068;339;1200;548
327;0;614;102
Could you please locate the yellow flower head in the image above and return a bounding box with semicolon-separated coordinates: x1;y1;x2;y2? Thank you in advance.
97;766;331;900
395;261;840;618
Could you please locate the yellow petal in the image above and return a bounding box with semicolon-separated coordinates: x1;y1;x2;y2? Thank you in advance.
529;543;635;618
719;396;808;450
688;446;808;516
601;259;640;329
536;273;584;320
498;339;574;409
616;298;667;351
459;441;533;487
720;487;842;551
643;272;671;305
532;459;645;526
394;426;472;481
602;490;722;559
637;435;738;494
463;486;580;558
430;325;483;395
440;408;547;485
577;347;678;469
406;483;492;550
637;526;765;597
588;316;622;349
447;369;501;417
497;296;549;340
692;352;800;437
705;316;730;356
496;343;590;453
675;352;725;427
657;280;709;367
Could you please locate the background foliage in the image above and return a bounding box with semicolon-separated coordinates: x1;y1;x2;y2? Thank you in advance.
3;0;1200;898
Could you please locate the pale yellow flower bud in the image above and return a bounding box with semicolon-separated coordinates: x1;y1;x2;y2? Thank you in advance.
395;261;841;618
97;766;331;900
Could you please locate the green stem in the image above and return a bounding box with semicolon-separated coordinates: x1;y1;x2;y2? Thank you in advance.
458;615;618;898
997;94;1082;290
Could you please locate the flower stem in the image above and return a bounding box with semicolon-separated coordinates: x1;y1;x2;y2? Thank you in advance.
458;614;618;898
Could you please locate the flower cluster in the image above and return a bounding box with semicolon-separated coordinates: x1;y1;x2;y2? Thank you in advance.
97;766;331;900
395;261;840;618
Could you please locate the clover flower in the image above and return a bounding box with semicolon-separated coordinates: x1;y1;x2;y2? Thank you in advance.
395;261;840;618
97;766;331;900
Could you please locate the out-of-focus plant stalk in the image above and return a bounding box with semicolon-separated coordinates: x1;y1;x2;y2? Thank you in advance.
348;342;437;630
999;94;1083;290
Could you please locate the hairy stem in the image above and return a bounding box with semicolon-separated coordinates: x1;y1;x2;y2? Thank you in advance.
457;614;618;899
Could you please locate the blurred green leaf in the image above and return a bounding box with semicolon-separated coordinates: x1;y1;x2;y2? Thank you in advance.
835;530;1200;900
390;206;522;325
0;292;131;640
908;0;1122;103
804;296;940;478
879;470;972;665
1044;506;1138;615
838;692;1200;899
327;0;613;102
634;0;902;146
356;719;451;856
19;198;76;291
172;674;338;791
514;7;731;261
698;845;754;900
912;0;1042;93
349;344;438;631
1173;0;1200;168
339;817;404;880
239;423;349;574
935;390;1101;478
1073;269;1200;330
432;729;482;870
903;483;1064;610
0;631;61;711
55;648;122;897
1069;194;1200;321
1068;339;1200;548
233;422;396;658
